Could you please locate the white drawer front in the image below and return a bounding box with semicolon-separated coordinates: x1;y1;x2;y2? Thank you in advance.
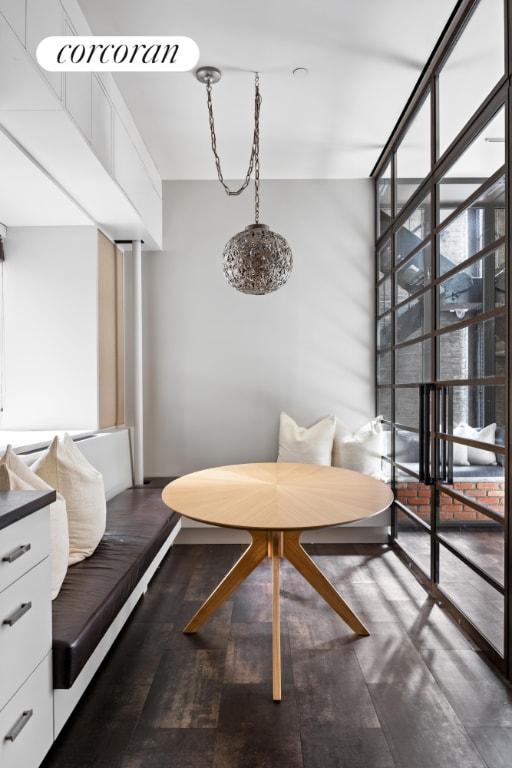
0;508;50;593
0;653;53;768
0;557;51;707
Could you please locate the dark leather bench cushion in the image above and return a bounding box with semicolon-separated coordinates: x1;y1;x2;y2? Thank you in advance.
52;488;180;689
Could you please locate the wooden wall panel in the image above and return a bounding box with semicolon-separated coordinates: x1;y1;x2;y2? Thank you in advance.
98;230;124;428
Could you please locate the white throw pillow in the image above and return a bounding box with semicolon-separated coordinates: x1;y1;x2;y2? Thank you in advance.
32;433;106;565
455;422;497;466
452;424;470;465
0;448;69;599
277;412;335;466
332;417;384;479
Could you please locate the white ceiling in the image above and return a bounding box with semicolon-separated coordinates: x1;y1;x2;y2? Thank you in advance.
76;0;458;181
0;0;460;235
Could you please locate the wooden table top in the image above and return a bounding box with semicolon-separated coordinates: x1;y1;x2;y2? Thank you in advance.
162;462;394;531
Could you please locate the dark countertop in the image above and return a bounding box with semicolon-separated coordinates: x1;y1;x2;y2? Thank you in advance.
0;490;56;530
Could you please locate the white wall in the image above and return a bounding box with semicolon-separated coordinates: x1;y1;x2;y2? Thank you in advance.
142;179;375;476
0;225;99;429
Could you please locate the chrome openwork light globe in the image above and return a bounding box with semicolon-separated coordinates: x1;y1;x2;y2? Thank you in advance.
196;66;293;295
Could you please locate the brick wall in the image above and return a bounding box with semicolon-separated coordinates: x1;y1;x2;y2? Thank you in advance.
396;479;504;522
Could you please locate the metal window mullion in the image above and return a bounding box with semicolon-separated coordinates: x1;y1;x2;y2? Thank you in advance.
504;0;512;679
435;532;505;594
390;150;398;536
436;481;505;525
433;236;506;289
434;167;506;237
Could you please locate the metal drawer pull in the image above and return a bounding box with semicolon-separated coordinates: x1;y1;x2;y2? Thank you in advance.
3;601;32;627
2;543;31;563
5;709;33;742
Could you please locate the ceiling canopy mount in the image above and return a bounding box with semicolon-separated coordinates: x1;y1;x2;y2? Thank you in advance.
195;66;222;85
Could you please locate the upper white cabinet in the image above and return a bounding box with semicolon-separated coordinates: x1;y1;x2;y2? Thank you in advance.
1;0;163;247
26;0;63;99
0;0;26;44
0;14;57;111
63;19;92;140
91;76;113;174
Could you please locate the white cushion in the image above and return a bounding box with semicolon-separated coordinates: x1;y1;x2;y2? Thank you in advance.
277;412;335;466
452;424;470;466
32;433;106;565
332;417;384;478
454;422;497;465
0;447;69;599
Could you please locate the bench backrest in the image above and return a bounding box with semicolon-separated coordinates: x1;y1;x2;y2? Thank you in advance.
4;428;134;501
74;430;134;500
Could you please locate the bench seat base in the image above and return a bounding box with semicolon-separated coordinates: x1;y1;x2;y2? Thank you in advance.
52;488;181;690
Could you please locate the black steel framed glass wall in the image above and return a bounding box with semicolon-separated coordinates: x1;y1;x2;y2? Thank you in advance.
372;0;511;679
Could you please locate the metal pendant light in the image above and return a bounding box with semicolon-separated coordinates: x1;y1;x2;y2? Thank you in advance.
196;66;293;295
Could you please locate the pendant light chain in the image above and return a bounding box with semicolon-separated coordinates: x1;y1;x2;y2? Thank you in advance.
254;74;260;224
196;65;292;293
205;72;261;222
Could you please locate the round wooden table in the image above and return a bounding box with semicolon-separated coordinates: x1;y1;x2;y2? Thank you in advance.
162;462;393;700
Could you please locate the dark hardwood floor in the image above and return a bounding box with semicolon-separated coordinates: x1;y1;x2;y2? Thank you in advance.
41;542;512;768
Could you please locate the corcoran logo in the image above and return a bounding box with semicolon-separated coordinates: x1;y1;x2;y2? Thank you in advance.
36;36;199;72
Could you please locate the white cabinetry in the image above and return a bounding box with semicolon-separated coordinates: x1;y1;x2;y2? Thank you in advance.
26;0;63;98
63;17;92;141
0;0;26;43
1;0;163;247
0;494;54;768
92;76;113;172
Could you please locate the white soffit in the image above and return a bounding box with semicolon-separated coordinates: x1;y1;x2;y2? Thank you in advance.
0;126;92;226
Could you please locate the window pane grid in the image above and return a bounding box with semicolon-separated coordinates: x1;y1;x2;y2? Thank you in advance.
373;0;508;671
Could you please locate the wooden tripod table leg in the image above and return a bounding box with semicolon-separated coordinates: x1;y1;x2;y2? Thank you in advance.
271;532;282;701
183;530;268;633
282;530;370;636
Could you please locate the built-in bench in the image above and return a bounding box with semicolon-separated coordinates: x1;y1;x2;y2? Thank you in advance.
5;428;181;738
52;487;180;704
